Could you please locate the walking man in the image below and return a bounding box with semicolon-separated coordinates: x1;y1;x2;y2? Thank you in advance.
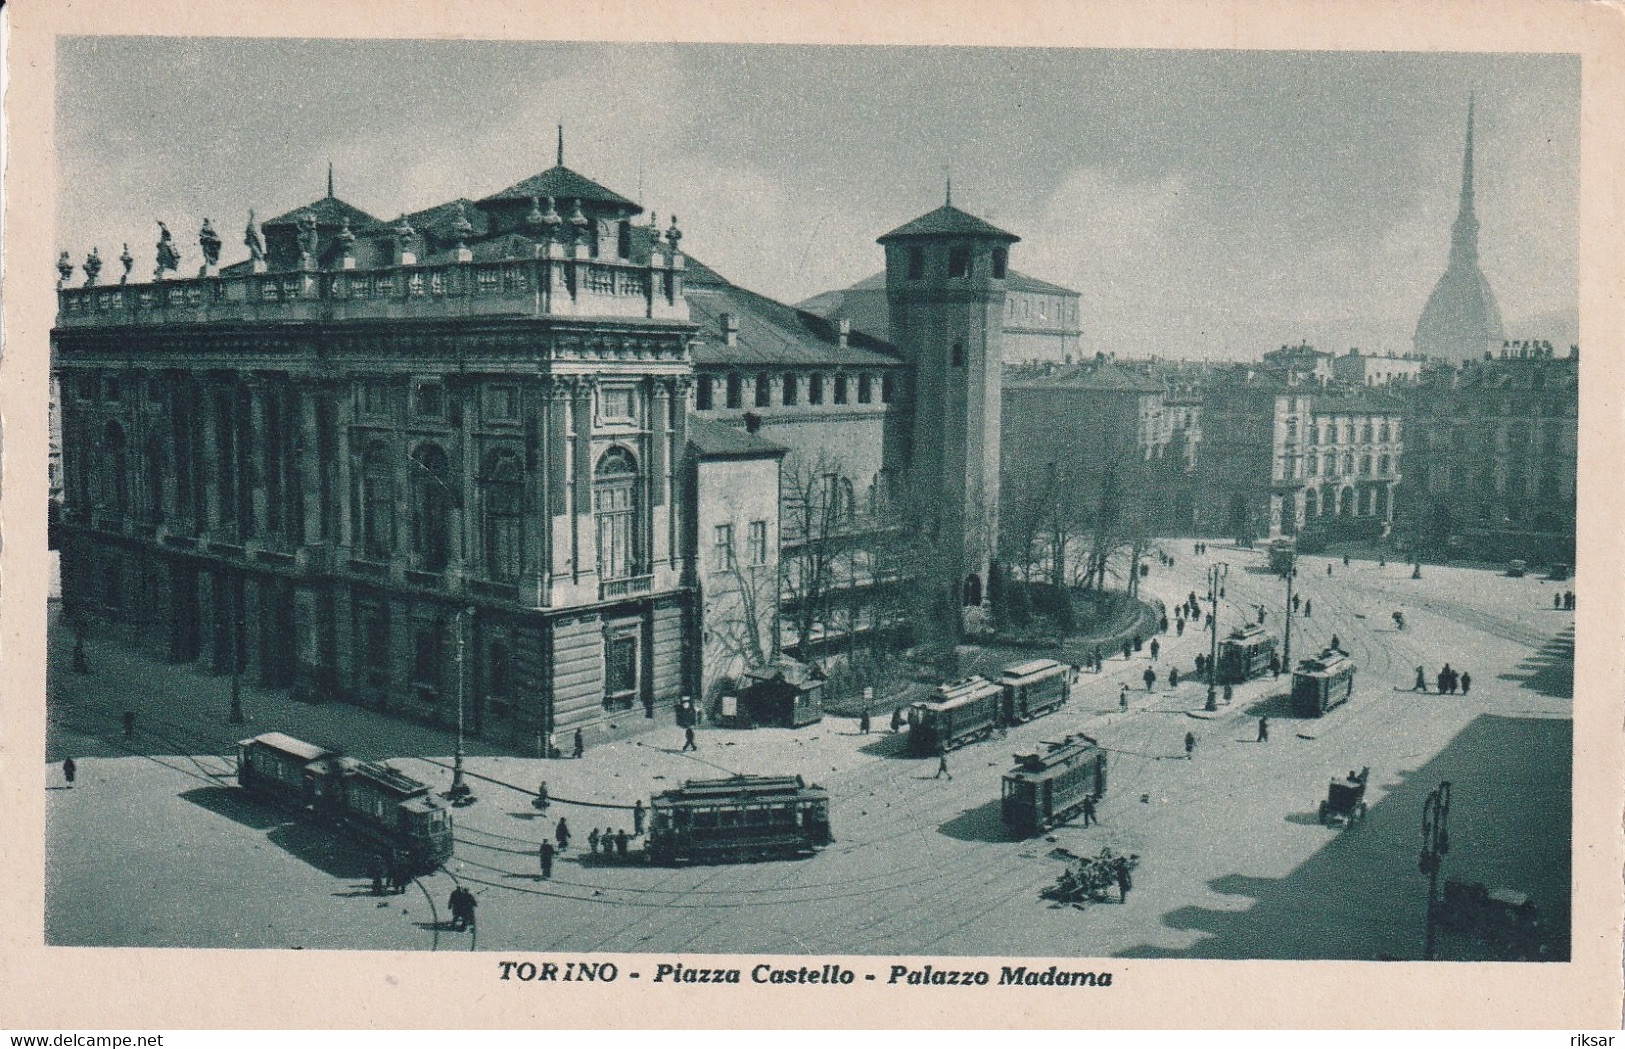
935;746;952;780
1555;593;1563;609
62;756;77;789
556;816;571;851
1150;639;1160;661
390;851;409;894
616;829;629;859
1184;731;1196;760
1169;667;1180;688
573;728;585;759
682;725;697;752
1081;794;1097;828
1143;667;1156;693
1292;593;1301;613
859;708;871;735
534;781;549;811
1122;639;1133;661
1120;683;1129;711
1304;599;1312;617
1176;618;1185;637
1460;671;1471;695
588;828;601;856
369;853;386;896
1114;856;1132;903
1412;666;1428;693
633;799;646;836
1269;654;1281;679
1257;717;1269;743
890;707;903;733
1327;563;1333;577
538;839;555;879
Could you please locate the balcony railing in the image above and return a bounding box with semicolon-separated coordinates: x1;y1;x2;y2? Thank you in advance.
600;573;654;600
56;254;689;330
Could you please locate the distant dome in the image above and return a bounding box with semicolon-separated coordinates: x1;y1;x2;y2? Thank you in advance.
1415;259;1504;362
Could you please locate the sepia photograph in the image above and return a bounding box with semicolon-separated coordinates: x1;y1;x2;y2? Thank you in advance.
5;0;1623;1031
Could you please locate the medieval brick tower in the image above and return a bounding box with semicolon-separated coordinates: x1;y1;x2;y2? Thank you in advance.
879;190;1018;621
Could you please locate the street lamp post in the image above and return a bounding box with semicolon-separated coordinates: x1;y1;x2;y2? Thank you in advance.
1205;562;1228;711
229;573;245;724
447;605;475;803
1282;557;1296;670
1420;780;1452;959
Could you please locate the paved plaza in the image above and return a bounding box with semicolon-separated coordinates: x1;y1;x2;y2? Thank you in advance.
44;543;1573;959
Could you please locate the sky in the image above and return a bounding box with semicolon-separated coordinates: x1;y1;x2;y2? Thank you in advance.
55;39;1579;361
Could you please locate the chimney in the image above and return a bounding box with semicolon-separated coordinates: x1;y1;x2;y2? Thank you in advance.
838;318;850;349
721;313;739;347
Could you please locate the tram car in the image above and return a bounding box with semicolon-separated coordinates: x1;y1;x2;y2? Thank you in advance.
1268;537;1297;575
1001;734;1108;837
236;732;454;873
1216;623;1278;684
906;675;1005;756
645;774;832;865
999;658;1074;725
1291;647;1356;715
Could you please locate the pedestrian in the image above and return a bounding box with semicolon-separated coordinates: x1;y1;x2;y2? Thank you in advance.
1379;556;1386;568
1150;639;1160;661
1304;599;1312;617
534;780;550;811
616;829;629;859
1257;605;1267;625
538;839;554;879
633;799;646;836
935;746;951;780
1092;648;1103;672
1439;665;1455;695
1327;563;1333;577
1143;667;1156;692
556;817;570;851
122;710;135;739
1122;639;1133;661
61;756;76;788
573;728;585;759
1343;554;1350;567
1330;633;1341;652
859;708;871;735
1081;794;1096;827
588;828;601;856
449;888;468;931
1460;671;1471;695
1292;593;1301;612
1554;593;1563;609
1269;654;1281;679
1194;653;1206;678
548;732;558;759
1119;683;1129;711
890;707;903;733
1114;856;1132;903
1223;682;1233;704
1169;667;1180;688
391;850;409;894
682;725;697;752
1176;618;1185;637
1412;666;1428;693
1258;717;1269;743
369;853;385;896
1133;634;1143;653
1159;614;1169;634
1184;731;1196;760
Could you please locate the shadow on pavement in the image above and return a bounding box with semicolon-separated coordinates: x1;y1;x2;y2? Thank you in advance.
265;821;373;879
1497;628;1574;700
937;798;1018;843
1241;692;1307;720
179;785;287;831
1114;714;1572;961
858;732;911;758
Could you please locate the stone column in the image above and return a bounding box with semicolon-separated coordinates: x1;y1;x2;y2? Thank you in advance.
247;382;271;549
297;384;325;549
572;379;595;583
333;385;355;563
199;384;223;540
548;379;574;582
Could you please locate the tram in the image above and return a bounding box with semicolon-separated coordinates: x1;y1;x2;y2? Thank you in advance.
1216;624;1278;684
237;732;454;873
1000;734;1108;837
998;658;1074;726
1291;648;1357;715
906;676;1004;756
645;774;832;865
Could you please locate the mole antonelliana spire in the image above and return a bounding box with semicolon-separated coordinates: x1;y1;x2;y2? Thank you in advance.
1414;97;1504;362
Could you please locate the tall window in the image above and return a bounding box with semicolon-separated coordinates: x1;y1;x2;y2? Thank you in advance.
991;248;1008;279
782;373;799;406
101;421;128;516
907;248;924;279
604;627;639;708
594;446;639;580
481;449;524;582
834;374;849;404
881;374;895;403
726;373;743;409
948;247;971;278
747;520;769;566
754;372;771;408
951;341;965;367
713;523;734;571
411;443;452;571
360;442;395;560
412;626;444;700
808;374;824;405
695;375;713;411
858;374;872;403
143;432;164;524
487;641;512;718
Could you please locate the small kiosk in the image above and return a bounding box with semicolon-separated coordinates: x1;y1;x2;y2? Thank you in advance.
730;657;827;728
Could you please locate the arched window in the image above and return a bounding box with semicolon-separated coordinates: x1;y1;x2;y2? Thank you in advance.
360;442;395;561
594;446;639;581
411;443;452;572
1342;452;1355;475
103;420;128;516
481;449;524;582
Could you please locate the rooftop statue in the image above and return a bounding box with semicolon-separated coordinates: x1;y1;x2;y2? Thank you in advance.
119;244;133;284
243;210;265;261
83;246;103;287
199;218;222;268
57;251;74;287
154;221;181;279
296;210;320;260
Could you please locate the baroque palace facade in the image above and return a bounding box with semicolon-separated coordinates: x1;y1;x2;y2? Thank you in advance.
53;152;1026;748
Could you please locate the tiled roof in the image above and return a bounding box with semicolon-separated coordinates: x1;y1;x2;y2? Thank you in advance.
878;204;1019;243
818;267;1075;298
687;277;902;368
1005;271;1078;297
688;416;786;459
264;195;381;229
1007;361;1163;394
480;165;640;211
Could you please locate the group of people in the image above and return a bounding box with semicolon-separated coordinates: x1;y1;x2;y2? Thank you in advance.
546;799;648;873
368;851;414;896
447;885;478;931
1412;664;1471;695
1554;591;1577;610
1193;542;1210;555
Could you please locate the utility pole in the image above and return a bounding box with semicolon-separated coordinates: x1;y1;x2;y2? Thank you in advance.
1282;556;1296;670
447;606;475;803
1205;562;1228;711
1420;780;1452;959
